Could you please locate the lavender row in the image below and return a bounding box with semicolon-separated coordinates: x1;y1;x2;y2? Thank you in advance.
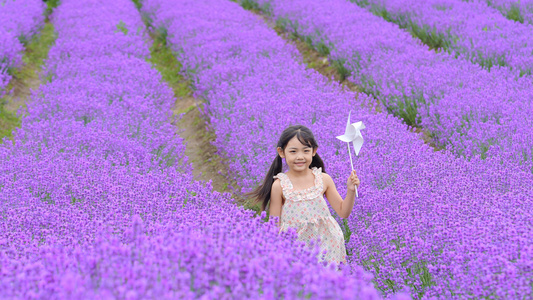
144;0;533;297
0;0;45;96
476;0;533;24
352;0;533;76
250;0;533;173
0;0;380;298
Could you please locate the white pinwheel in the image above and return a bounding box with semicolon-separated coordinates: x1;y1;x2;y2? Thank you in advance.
336;111;365;197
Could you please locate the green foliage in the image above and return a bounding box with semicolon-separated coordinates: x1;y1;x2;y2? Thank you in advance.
71;196;84;204
241;0;260;11
433;4;451;11
391;93;422;127
154;26;168;46
351;0;370;6
362;3;451;52
409;23;449;50
147;27;190;98
182;189;198;208
14;23;57;77
151;144;179;168
478;138;496;160
132;0;142;9
355;234;436;298
342;218;352;243
331;58;351;81
506;4;524;23
474;51;508;72
238;0;272;15
45;0;61;16
315;40;331;56
275;17;289;31
260;2;273;16
40;192;54;204
115;21;129;35
78;115;93;126
243;196;262;214
402;261;435;297
303;35;314;48
0;107;20;143
294;34;330;61
373;6;394;23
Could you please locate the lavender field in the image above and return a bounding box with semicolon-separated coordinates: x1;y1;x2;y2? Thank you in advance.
1;0;532;298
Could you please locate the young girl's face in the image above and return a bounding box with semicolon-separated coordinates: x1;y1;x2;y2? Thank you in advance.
277;136;317;172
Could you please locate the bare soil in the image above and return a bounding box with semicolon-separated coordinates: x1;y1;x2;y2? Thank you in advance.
3;73;39;116
171;96;249;206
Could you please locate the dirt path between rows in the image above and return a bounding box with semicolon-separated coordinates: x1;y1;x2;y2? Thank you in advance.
172;97;249;206
146;29;252;210
3;75;40;115
0;21;56;142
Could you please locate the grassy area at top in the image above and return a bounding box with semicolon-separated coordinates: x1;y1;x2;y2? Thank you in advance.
45;0;61;16
146;28;191;99
0;22;57;143
11;22;57;83
0;109;20;142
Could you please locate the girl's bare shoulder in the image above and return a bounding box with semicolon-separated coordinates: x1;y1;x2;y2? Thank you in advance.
271;178;282;192
320;172;333;183
271;178;286;203
320;172;334;192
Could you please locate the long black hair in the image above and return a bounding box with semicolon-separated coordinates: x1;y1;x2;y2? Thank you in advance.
249;125;326;211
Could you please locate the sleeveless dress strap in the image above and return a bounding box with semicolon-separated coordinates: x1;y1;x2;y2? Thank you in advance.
312;167;324;192
273;172;292;192
274;167;324;197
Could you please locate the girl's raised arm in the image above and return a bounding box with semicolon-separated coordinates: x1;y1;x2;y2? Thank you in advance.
269;179;283;220
323;171;359;219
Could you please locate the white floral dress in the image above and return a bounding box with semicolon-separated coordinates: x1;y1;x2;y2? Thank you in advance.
274;167;347;264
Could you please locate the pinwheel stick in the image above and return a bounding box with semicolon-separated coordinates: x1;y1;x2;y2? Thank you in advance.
347;143;359;198
336;111;364;198
347;143;354;171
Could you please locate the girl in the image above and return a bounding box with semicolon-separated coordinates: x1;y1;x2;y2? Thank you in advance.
250;125;360;265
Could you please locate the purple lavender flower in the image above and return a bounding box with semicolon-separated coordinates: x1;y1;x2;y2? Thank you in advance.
353;0;533;76
0;0;382;298
245;0;533;173
143;0;533;297
473;0;533;25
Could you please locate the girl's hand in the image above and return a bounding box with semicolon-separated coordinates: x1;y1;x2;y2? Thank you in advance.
347;170;360;191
